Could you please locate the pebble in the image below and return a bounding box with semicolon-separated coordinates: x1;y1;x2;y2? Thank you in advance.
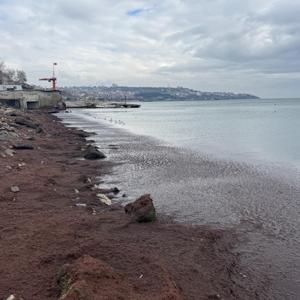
4;149;15;156
10;186;20;193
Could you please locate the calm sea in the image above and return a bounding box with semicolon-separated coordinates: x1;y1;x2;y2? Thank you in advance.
58;98;300;299
83;98;300;172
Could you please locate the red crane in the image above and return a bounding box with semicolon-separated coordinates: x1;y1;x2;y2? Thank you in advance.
39;63;58;91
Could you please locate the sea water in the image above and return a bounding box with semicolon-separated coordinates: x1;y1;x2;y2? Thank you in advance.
58;98;300;299
81;98;300;172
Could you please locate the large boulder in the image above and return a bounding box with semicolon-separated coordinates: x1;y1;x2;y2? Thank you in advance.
84;145;106;160
124;194;156;223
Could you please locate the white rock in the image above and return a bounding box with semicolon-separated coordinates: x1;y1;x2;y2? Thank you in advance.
4;149;15;157
97;193;112;205
10;186;20;193
75;203;87;208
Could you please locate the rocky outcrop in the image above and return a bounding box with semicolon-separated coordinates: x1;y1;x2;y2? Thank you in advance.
83;145;106;160
124;194;156;222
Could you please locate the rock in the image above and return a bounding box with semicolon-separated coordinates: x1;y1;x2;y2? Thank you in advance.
10;186;20;193
5;295;23;300
14;117;39;129
6;112;19;117
75;203;87;208
12;144;34;150
83;145;106;160
208;293;221;299
124;194;156;223
112;187;120;194
4;149;15;156
97;193;112;205
99;187;120;195
36;126;43;133
77;131;92;138
108;203;123;211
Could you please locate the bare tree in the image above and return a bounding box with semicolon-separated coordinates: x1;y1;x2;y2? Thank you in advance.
0;61;27;85
15;70;27;84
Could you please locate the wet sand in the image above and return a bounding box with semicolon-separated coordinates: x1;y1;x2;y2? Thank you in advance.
0;108;259;299
58;110;300;300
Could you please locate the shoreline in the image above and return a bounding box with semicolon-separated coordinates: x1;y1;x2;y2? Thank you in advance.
0;107;261;299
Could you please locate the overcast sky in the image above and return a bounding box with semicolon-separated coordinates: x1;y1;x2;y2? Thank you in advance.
0;0;300;97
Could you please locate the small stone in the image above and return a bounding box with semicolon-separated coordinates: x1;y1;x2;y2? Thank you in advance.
4;149;15;156
75;203;87;208
112;187;120;194
12;144;34;150
10;186;20;193
208;293;221;299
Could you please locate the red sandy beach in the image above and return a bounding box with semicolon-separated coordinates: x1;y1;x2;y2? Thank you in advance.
0;108;259;299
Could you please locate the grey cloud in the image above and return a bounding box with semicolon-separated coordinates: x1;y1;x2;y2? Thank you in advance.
0;0;299;97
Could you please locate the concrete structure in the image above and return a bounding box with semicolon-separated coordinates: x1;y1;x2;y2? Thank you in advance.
0;89;62;110
0;85;22;91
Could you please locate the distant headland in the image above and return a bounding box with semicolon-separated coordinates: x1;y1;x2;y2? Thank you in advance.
62;85;259;102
